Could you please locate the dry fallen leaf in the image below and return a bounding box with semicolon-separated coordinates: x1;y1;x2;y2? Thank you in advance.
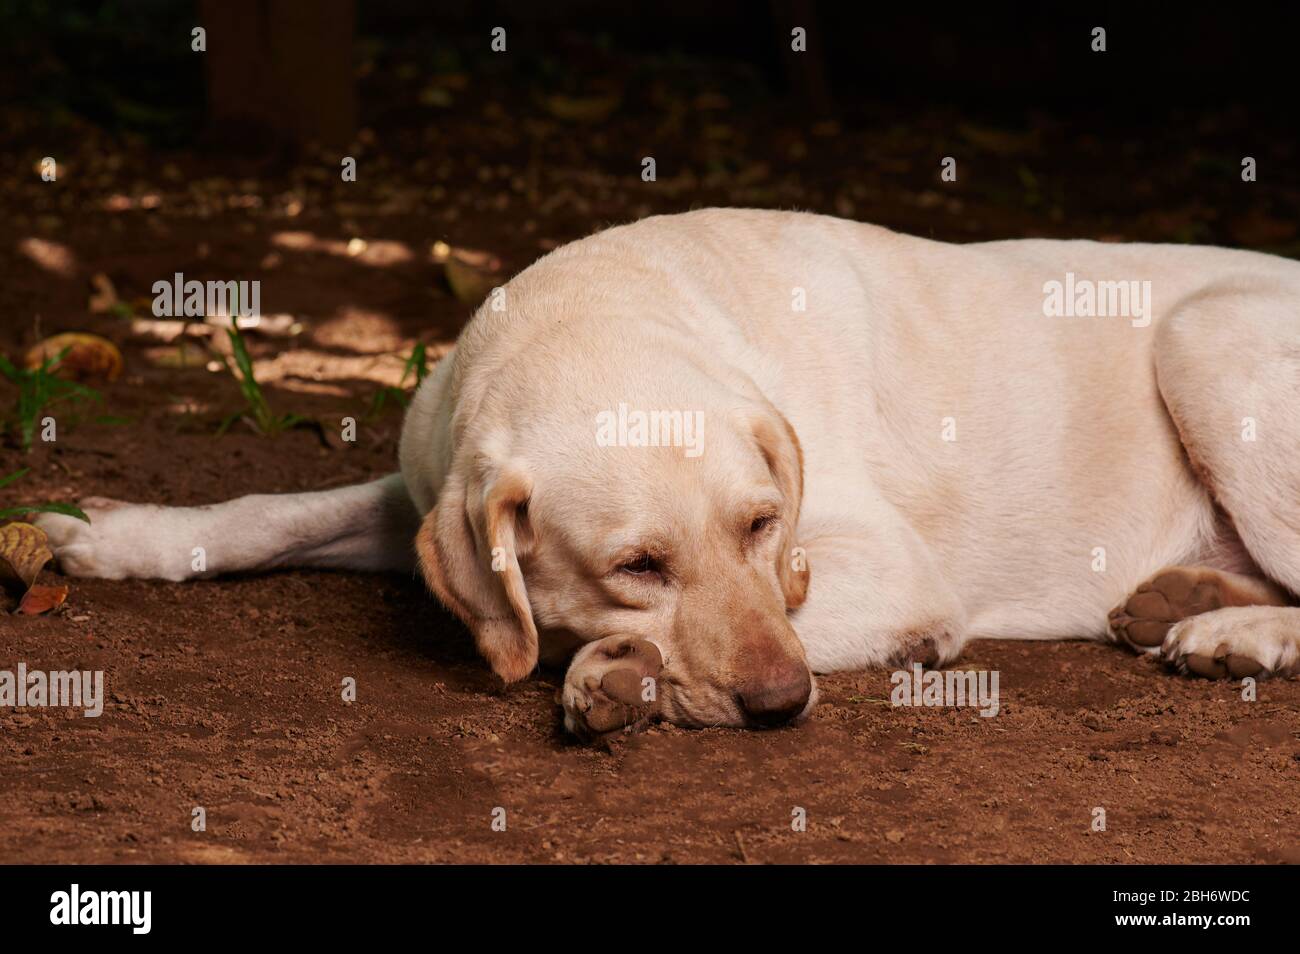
17;583;68;616
17;238;78;278
0;522;54;591
957;122;1041;157
88;272;120;313
204;313;302;338
444;248;504;305
24;332;124;382
540;87;622;123
130;318;200;343
143;341;211;369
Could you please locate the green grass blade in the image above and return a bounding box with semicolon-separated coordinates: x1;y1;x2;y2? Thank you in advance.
400;343;430;387
226;327;274;430
0;502;90;522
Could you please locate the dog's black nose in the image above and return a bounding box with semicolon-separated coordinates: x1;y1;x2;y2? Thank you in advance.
737;674;812;727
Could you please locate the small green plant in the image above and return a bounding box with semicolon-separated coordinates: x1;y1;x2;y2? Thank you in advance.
216;324;311;436
366;342;431;419
0;468;89;522
0;347;102;451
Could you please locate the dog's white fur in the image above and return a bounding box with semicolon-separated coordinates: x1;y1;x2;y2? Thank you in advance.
38;209;1300;733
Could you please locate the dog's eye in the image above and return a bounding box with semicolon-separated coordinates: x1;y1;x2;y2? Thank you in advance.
619;553;659;575
749;513;778;535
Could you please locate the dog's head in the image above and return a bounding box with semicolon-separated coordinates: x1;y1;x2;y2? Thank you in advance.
414;344;814;729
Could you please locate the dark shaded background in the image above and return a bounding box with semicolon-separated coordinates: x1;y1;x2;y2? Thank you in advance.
6;1;1300;125
3;0;1298;255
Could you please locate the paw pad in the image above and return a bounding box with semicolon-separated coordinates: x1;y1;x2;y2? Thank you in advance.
564;637;663;742
1110;568;1224;650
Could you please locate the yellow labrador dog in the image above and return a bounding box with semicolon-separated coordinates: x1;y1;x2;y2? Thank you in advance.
38;209;1300;739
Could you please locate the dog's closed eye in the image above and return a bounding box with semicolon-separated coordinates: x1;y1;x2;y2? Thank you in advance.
618;552;660;576
748;512;779;536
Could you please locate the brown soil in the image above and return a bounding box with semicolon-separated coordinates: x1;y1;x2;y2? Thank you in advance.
3;52;1299;865
4;539;1299;863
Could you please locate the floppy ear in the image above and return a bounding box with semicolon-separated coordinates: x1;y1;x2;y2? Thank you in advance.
416;464;539;683
751;409;810;609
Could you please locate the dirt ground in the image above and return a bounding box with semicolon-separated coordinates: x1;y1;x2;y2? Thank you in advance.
4;43;1300;864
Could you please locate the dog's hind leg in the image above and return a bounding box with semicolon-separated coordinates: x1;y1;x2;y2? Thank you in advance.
34;473;420;581
1120;278;1300;677
1155;281;1300;594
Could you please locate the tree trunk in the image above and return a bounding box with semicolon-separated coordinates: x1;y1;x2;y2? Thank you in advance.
199;0;356;152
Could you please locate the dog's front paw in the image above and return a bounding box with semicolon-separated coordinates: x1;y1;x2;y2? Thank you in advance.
34;499;190;581
561;636;663;742
1161;606;1300;679
33;499;128;579
886;626;964;670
